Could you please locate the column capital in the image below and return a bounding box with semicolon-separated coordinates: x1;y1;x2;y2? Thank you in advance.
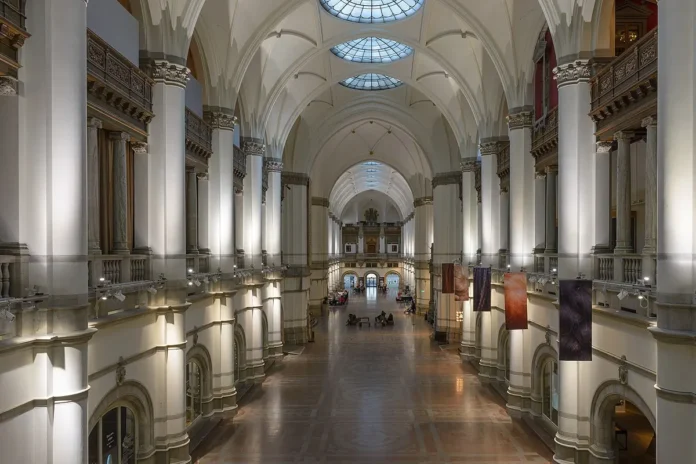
507;108;534;130
234;187;244;195
311;197;330;208
264;157;284;172
596;141;613;154
0;76;17;96
143;60;190;88
535;171;547;180
479;137;508;156
544;165;558;174
642;115;658;128
500;186;509;194
432;171;461;189
241;137;266;157
204;108;237;131
460;156;479;172
414;196;433;208
197;172;209;181
109;131;131;143
614;130;636;142
131;142;148;155
553;60;591;88
87;117;103;130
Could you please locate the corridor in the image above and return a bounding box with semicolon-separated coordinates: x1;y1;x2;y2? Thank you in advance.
194;291;553;463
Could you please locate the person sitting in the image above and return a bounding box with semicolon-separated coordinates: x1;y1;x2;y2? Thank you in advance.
346;313;358;326
386;313;394;325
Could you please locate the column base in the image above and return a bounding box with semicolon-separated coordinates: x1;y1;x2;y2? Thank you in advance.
459;342;476;361
543;248;558;254
112;247;130;256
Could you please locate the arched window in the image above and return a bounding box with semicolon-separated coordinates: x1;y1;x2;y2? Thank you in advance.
88;406;137;464
331;37;413;63
541;359;559;425
340;73;403;91
186;360;203;425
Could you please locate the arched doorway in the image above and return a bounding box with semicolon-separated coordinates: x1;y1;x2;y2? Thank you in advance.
365;272;378;287
343;272;358;289
385;271;400;288
89;405;137;464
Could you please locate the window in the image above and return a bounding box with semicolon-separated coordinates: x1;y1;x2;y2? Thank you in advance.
541;359;559;425
340;73;403;91
320;0;424;23
88;406;136;464
331;37;413;63
186;361;203;425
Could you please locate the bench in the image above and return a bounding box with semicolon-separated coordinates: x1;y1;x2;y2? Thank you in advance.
357;316;371;327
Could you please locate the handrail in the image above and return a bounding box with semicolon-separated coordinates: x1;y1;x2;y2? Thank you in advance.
0;0;26;30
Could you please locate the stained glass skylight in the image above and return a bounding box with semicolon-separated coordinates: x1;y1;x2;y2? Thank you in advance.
331;37;413;63
320;0;424;23
340;73;403;91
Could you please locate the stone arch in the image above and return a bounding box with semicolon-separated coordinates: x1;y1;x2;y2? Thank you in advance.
592;0;617;58
530;342;558;400
364;270;380;280
234;323;247;384
496;324;510;383
186;343;214;409
589;380;656;460
89;380;155;461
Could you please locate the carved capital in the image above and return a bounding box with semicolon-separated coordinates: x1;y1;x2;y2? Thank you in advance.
234;187;244;195
264;157;284;172
109;131;131;143
553;60;591;88
500;186;509;194
0;76;17;96
241;137;266;157
479;138;508;156
204;110;237;131
413;197;433;208
596;141;613;154
613;130;636;142
535;171;547;180
642;115;657;128
145;60;190;88
432;171;461;189
460;156;479;173
131;142;148;155
87;117;103;130
197;172;209;181
507;110;533;130
544;165;558;174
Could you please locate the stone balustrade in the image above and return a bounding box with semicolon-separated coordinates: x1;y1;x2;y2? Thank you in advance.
88;254;152;288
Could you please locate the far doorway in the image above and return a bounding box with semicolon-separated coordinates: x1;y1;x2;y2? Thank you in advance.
344;274;356;289
365;273;378;287
386;273;400;288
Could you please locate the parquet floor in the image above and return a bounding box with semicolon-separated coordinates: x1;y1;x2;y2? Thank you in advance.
194;288;553;463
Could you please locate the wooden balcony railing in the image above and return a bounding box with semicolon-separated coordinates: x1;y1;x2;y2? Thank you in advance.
0;0;25;30
185;108;213;167
590;28;658;138
0;0;29;81
531;107;558;170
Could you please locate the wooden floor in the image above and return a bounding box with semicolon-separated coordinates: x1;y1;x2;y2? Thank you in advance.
194;288;553;463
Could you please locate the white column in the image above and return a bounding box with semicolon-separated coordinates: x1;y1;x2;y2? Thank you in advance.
480;140;501;266
414;197;433;313
111;131;131;254
642;116;657;255
553;60;596;458
186;168;199;254
508;111;534;268
614;130;633;254
460;159;477;360
242;138;265;267
650;2;696;462
197;173;209;254
265;158;283;264
132;142;149;253
310;197;329;311
544;166;558;254
87;118;102;255
477;200;483;257
534;172;546;252
593;142;613;253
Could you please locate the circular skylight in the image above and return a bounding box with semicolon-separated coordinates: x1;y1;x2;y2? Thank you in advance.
331;37;414;63
340;73;403;91
320;0;424;24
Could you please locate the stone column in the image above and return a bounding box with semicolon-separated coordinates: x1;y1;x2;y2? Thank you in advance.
642;116;657;256
235;188;244;259
87;118;102;255
460;158;478;360
186;168;199;254
480;139;501;266
553;60;596;462
534;172;546;252
197;173;209;254
379;224;385;254
594;142;613;253
310;197;329;312
508;109;534;269
544;166;557;254
358;223;364;254
499;187;510;258
241;138;265;268
614;130;634;254
132;142;150;253
111;132;131;254
477;200;483;258
414;196;433;314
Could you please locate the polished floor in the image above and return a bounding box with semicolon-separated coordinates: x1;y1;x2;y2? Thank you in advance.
194;288;553;463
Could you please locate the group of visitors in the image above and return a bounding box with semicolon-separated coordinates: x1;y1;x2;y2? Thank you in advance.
326;290;349;306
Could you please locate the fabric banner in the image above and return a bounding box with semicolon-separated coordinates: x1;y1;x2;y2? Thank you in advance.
473;267;491;312
442;263;454;294
454;265;469;301
559;279;593;361
504;272;528;330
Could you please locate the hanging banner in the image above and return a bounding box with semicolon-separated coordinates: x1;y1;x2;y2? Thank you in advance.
442;263;454;294
559;279;593;361
473;267;491;312
504;272;528;330
454;265;470;301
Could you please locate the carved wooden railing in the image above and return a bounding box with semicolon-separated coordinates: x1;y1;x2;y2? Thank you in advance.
185;108;213;166
590;29;658;137
531;107;558;169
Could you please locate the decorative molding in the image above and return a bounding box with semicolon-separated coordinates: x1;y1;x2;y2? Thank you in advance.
109;131;131;143
282;171;310;186
115;356;126;386
507;110;533;130
312;197;330;208
264;157;284;172
596;141;613;154
131;142;148;156
0;76;17;96
432;171;461;189
553;60;591;87
479;138;509;157
413;197;433;208
642;115;657;128
143;60;190;88
196;172;208;181
618;355;628;385
613;130;635;142
87;117;103;130
241;137;266;157
460;156;478;172
204;110;237;131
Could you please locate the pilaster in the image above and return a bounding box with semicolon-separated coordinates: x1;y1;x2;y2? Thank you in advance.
508;109;534;269
614;130;634;254
110;131;131;255
593;141;613;254
87;118;103;255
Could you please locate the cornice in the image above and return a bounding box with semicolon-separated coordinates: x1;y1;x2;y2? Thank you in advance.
0;76;17;96
143;60;190;88
282;171;310;187
264;157;283;172
553;60;591;88
241;137;266;157
432;171;461;189
413;196;433;208
507;109;533;130
312;197;330;208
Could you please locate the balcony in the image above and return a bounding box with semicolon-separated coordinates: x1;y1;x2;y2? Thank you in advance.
87;30;154;138
590;29;658;139
185;108;213;169
88;254;152;288
531;107;558;170
0;0;29;81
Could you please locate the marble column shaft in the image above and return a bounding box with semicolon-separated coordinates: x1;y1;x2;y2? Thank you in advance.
594;142;613;252
614;131;633;253
235;188;244;256
197;173;209;254
642;116;657;254
499;188;509;255
480;144;500;266
186;169;199;254
534;173;546;251
111;131;130;254
87;118;102;254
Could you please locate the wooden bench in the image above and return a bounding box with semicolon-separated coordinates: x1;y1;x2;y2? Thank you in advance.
357;317;371;327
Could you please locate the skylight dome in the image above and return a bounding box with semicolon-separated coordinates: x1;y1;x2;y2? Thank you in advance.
320;0;424;24
340;73;403;91
331;37;414;63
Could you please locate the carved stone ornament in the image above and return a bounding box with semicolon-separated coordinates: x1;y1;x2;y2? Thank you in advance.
432;171;462;189
205;111;237;131
131;142;148;156
413;196;434;208
641;115;657;128
241;138;266;157
553;60;591;88
460;156;479;173
116;356;126;386
0;76;18;96
146;60;190;88
193;328;199;346
479;139;508;157
618;355;628;385
507;111;533;130
264;157;284;172
545;325;552;345
596;141;613;154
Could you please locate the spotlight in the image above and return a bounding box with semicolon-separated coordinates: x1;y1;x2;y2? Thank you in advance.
233;265;237;269
101;294;108;301
617;289;629;301
552;268;557;273
638;294;644;300
99;277;105;283
147;286;158;295
114;291;126;302
507;264;511;269
188;268;194;274
188;281;194;287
